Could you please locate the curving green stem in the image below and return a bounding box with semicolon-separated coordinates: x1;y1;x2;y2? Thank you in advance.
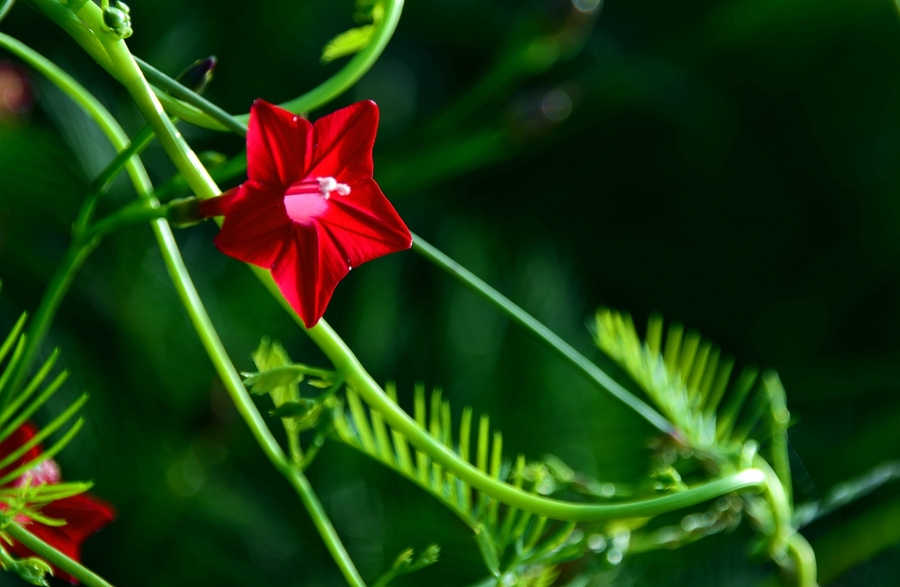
0;31;152;401
3;26;366;587
254;267;766;521
5;523;114;587
67;5;757;525
63;32;675;439
755;455;817;587
143;0;406;130
65;14;368;587
73;124;157;237
0;0;15;23
32;0;404;132
411;235;673;434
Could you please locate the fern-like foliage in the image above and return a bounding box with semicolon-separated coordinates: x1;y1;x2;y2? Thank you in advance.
594;308;787;453
0;285;93;586
330;383;582;584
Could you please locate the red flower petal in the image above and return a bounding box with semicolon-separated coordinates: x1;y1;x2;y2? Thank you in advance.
213;180;293;268
271;224;350;328
319;178;412;268
1;424;116;585
247;100;313;187
0;423;42;480
8;494;116;584
207;100;411;328
308;100;378;180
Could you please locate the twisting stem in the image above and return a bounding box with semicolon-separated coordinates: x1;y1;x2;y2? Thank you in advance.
71;12;368;586
255;267;764;521
56;22;675;439
5;523;114;587
86;12;749;523
73;124;157;237
755;456;817;587
411;235;674;434
1;244;94;407
79;203;169;243
2;23;363;587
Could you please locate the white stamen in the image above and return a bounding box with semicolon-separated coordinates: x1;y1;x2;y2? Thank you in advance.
316;176;351;200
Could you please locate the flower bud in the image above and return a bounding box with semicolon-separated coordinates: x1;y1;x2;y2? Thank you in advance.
103;2;132;39
176;56;217;95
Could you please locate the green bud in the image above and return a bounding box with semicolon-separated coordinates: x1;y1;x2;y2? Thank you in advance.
103;2;132;38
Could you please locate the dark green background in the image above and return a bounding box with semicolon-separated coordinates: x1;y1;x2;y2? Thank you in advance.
1;0;899;584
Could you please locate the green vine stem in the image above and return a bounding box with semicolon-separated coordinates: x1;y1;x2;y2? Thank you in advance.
56;2;768;526
25;1;790;578
31;0;404;132
0;0;15;23
72;37;675;440
411;235;673;434
755;456;816;586
0;31;152;401
5;522;114;587
0;243;93;406
2;28;367;587
254;266;767;521
34;14;368;586
73;124;156;237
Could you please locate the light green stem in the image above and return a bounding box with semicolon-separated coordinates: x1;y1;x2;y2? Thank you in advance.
73;124;157;237
120;31;767;521
31;0;404;131
5;522;114;587
755;456;817;587
76;16;367;587
2;244;93;406
79;203;168;243
255;267;766;521
411;235;673;434
786;532;818;587
4;24;364;587
0;0;15;23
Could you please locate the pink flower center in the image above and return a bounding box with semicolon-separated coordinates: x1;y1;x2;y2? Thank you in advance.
283;176;351;224
14;459;61;488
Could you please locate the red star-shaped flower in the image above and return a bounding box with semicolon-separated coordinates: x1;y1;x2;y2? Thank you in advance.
0;424;116;584
199;99;412;328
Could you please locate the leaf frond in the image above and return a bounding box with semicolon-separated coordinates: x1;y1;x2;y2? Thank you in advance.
330;384;581;576
594;308;780;451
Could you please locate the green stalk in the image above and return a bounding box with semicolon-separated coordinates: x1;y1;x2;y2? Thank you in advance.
3;24;363;587
73;124;157;237
1;244;93;407
74;17;367;586
411;235;673;434
0;0;15;23
5;522;114;587
0;31;150;398
66;35;675;439
755;456;817;587
96;23;751;522
32;0;404;131
285;469;366;587
79;203;169;243
256;267;764;521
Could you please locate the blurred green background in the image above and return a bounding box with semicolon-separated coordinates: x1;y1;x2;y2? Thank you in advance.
2;0;900;584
